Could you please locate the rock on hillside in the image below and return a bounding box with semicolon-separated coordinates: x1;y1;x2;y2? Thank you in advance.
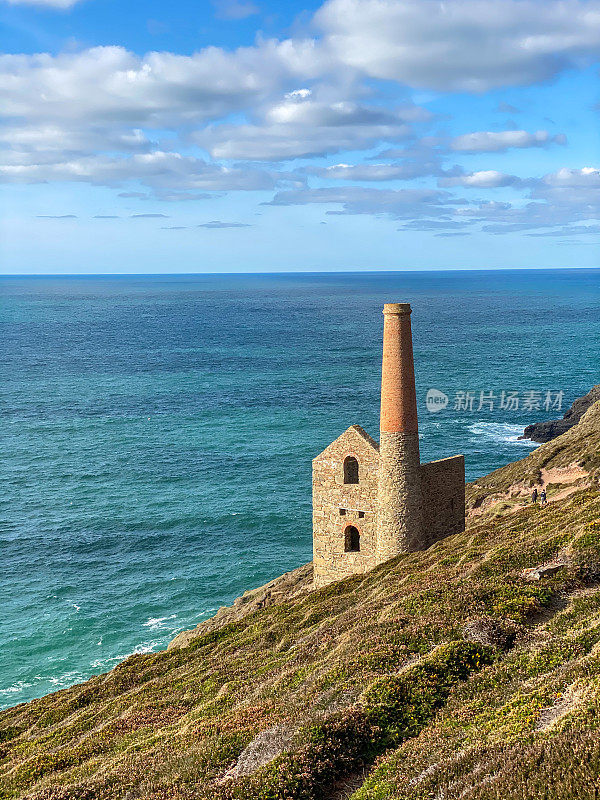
520;384;600;443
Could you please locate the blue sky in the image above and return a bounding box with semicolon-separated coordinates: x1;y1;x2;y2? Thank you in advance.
1;0;599;273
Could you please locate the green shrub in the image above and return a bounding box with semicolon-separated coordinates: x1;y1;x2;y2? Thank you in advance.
363;642;494;743
186;622;245;653
525;641;585;676
480;583;553;621
573;520;600;550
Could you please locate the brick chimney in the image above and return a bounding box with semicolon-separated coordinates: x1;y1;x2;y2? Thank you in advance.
376;303;424;558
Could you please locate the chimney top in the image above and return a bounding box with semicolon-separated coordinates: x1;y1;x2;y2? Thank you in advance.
382;303;411;316
379;301;418;434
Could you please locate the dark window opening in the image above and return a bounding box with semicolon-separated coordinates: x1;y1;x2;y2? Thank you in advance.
339;508;346;515
344;525;360;553
343;456;359;484
358;511;365;518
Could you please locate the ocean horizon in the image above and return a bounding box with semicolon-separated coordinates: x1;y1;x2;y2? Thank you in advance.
3;267;599;276
2;268;599;709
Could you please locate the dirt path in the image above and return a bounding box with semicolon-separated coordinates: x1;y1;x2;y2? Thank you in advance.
468;463;590;519
539;465;589;487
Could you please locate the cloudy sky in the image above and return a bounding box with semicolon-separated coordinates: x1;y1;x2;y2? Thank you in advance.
1;0;599;273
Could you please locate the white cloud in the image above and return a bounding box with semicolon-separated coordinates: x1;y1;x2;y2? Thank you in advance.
0;43;322;128
197;220;253;227
400;219;471;232
264;164;600;236
199;121;412;160
198;97;426;160
4;0;82;7
2;0;596;139
0;43;329;186
0;151;291;193
265;185;457;219
5;0;600;97
450;130;566;152
454;168;600;233
131;213;169;218
0;125;153;156
542;166;600;187
527;167;600;221
526;224;600;237
0;0;598;184
315;0;600;91
285;88;312;100
306;160;442;180
1;0;598;243
439;170;522;188
263;96;430;126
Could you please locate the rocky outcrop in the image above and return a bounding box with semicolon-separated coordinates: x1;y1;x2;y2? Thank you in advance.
520;385;600;443
219;723;298;782
521;561;568;582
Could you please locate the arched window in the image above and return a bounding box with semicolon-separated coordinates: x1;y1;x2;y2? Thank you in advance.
343;456;359;484
344;525;360;553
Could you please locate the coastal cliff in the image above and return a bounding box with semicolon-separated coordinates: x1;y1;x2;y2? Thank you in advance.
520;384;600;443
2;402;600;800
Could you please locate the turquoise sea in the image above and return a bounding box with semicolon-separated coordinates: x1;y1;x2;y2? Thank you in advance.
1;269;599;709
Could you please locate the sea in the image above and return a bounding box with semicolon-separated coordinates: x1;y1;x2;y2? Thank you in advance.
1;269;599;710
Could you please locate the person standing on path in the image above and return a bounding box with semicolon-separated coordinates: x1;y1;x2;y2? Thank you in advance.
540;489;547;507
531;487;538;504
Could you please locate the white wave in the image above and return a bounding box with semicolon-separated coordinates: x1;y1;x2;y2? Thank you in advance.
143;614;176;630
0;680;32;697
48;670;86;687
90;641;162;671
0;670;86;702
468;422;540;446
132;641;162;655
90;655;125;670
1;643;169;709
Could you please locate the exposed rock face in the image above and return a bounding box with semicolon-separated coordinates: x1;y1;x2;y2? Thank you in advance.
521;561;568;582
220;723;298;781
520;385;600;443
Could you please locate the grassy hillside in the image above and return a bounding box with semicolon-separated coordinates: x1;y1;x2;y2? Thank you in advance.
2;403;600;800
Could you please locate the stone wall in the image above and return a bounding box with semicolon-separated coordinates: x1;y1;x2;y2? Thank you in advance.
420;455;465;547
376;431;423;558
312;425;380;588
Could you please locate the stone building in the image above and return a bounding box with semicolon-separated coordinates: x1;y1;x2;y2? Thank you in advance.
312;303;465;588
